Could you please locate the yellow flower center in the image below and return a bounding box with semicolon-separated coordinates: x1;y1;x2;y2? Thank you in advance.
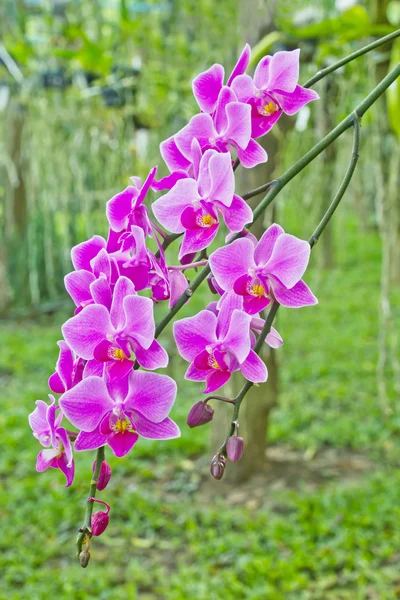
111;348;125;360
198;214;217;228
258;100;279;117
252;284;265;297
114;419;131;434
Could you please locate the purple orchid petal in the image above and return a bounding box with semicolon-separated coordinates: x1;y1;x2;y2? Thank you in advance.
175;113;216;161
29;400;50;441
264;233;311;289
134;339;169;370
131;412;180;440
204;370;231;393
122;295;155;350
83;359;104;378
243;294;271;316
254;223;284;266
106;186;138;232
223;309;252;363
209;237;255;291
206;151;235;207
53;341;74;391
136;166;157;207
270;277;318;308
236;138;268;168
224;102;252;150
231;73;255;102
93;339;114;362
74;426;109;451
174;310;217;362
71;236;106;271
216;291;244;339
152;170;188;192
254;55;271;90
64;270;96;308
125;370;177;422
90;276;112;310
110;276;136;330
36;448;59;472
274;85;319;116
266;326;284;348
192;63;224;114
168;269;188;308
48;373;65;394
62;304;114;360
59;376;114;432
219;194;253;232
56;455;75;487
267;49;300;94
240;349;268;383
152;178;199;234
193;348;212;371
185;363;209;381
56;427;73;467
160;136;191;173
179;224;219;260
251;108;282;139
214;86;237;133
107;430;139;457
92;248;111;280
106;358;133;383
227;43;251;86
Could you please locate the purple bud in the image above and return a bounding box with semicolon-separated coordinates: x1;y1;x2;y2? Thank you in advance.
180;251;196;265
210;453;226;480
79;550;90;568
207;275;218;295
92;460;112;491
226;436;245;462
91;510;110;537
187;400;214;428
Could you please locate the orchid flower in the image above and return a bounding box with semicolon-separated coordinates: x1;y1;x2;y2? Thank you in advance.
173;292;267;393
59;371;180;457
152;149;253;259
29;396;75;487
231;49;319;138
209;224;318;315
62;276;168;380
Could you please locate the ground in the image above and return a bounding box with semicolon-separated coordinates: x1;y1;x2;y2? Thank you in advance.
1;220;400;599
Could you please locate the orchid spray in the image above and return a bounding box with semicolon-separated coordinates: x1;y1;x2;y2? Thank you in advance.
28;32;400;565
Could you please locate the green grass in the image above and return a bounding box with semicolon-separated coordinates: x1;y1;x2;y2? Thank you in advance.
1;220;400;599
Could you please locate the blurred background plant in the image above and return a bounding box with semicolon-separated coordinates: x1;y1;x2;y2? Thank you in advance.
1;0;400;598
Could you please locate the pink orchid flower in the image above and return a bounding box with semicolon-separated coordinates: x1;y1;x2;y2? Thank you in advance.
29;396;75;487
59;371;180;457
173;292;267;393
209;223;318;315
152;149;252;259
231;49;319;138
62;276;168;380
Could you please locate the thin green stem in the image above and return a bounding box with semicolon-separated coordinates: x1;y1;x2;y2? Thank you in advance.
303;28;400;89
76;446;105;558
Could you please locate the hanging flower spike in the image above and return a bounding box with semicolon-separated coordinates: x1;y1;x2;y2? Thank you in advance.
209;223;318;314
152;149;252;259
173;292;267;393
28;396;75;487
59;370;180;458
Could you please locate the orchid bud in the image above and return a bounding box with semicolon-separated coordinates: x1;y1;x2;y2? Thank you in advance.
187;400;214;428
79;550;90;568
207;275;218;295
92;460;112;491
210;453;226;480
91;510;110;536
226;436;245;462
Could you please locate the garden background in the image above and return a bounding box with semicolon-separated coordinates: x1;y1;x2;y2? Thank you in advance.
1;1;400;598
